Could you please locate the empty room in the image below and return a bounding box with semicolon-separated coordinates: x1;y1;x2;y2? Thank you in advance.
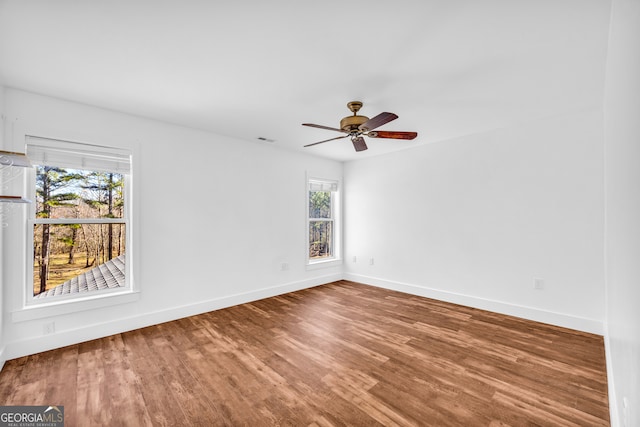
0;1;638;426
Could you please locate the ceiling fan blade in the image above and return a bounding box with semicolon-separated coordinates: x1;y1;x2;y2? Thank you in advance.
358;112;398;132
351;136;368;152
302;123;347;133
304;134;349;148
368;130;418;140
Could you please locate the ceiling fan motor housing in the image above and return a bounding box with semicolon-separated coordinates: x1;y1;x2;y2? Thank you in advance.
340;115;369;132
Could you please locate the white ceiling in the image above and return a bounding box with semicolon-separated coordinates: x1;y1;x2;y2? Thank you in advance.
0;0;611;162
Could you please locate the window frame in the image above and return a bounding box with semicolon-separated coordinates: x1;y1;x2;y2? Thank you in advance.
23;137;134;307
306;176;342;268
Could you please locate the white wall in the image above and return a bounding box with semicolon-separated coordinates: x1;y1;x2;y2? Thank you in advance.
0;88;343;361
344;110;605;333
0;85;6;368
603;0;640;425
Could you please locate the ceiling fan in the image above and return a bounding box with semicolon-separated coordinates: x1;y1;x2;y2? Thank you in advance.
302;101;417;152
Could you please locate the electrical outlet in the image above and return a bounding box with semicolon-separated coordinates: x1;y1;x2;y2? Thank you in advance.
280;262;289;271
352;256;357;263
533;278;544;290
369;258;374;266
43;322;55;335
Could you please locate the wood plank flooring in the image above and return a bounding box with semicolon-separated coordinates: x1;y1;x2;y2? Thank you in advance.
0;281;610;426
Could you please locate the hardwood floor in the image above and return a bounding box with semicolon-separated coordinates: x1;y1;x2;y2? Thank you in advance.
0;281;609;426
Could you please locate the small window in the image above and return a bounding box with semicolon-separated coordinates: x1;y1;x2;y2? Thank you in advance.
308;178;339;263
26;136;131;303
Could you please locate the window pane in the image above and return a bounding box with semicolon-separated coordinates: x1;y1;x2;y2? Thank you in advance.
35;166;124;220
32;223;126;298
309;191;331;219
309;221;333;259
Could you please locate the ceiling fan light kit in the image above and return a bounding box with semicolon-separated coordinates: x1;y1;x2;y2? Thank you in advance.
303;101;417;152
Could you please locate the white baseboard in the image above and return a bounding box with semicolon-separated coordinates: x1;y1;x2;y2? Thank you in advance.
344;273;604;335
603;323;620;427
2;271;604;363
3;273;341;361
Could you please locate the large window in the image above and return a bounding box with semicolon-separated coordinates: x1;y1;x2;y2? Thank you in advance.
307;178;339;264
26;136;131;303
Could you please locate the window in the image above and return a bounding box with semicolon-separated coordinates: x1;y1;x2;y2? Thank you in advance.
26;136;131;303
307;178;339;264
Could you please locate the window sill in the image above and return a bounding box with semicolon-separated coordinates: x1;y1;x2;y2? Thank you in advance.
306;258;343;271
11;290;140;323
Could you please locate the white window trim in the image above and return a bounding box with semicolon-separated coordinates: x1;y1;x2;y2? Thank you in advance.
306;175;342;269
19;136;135;312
